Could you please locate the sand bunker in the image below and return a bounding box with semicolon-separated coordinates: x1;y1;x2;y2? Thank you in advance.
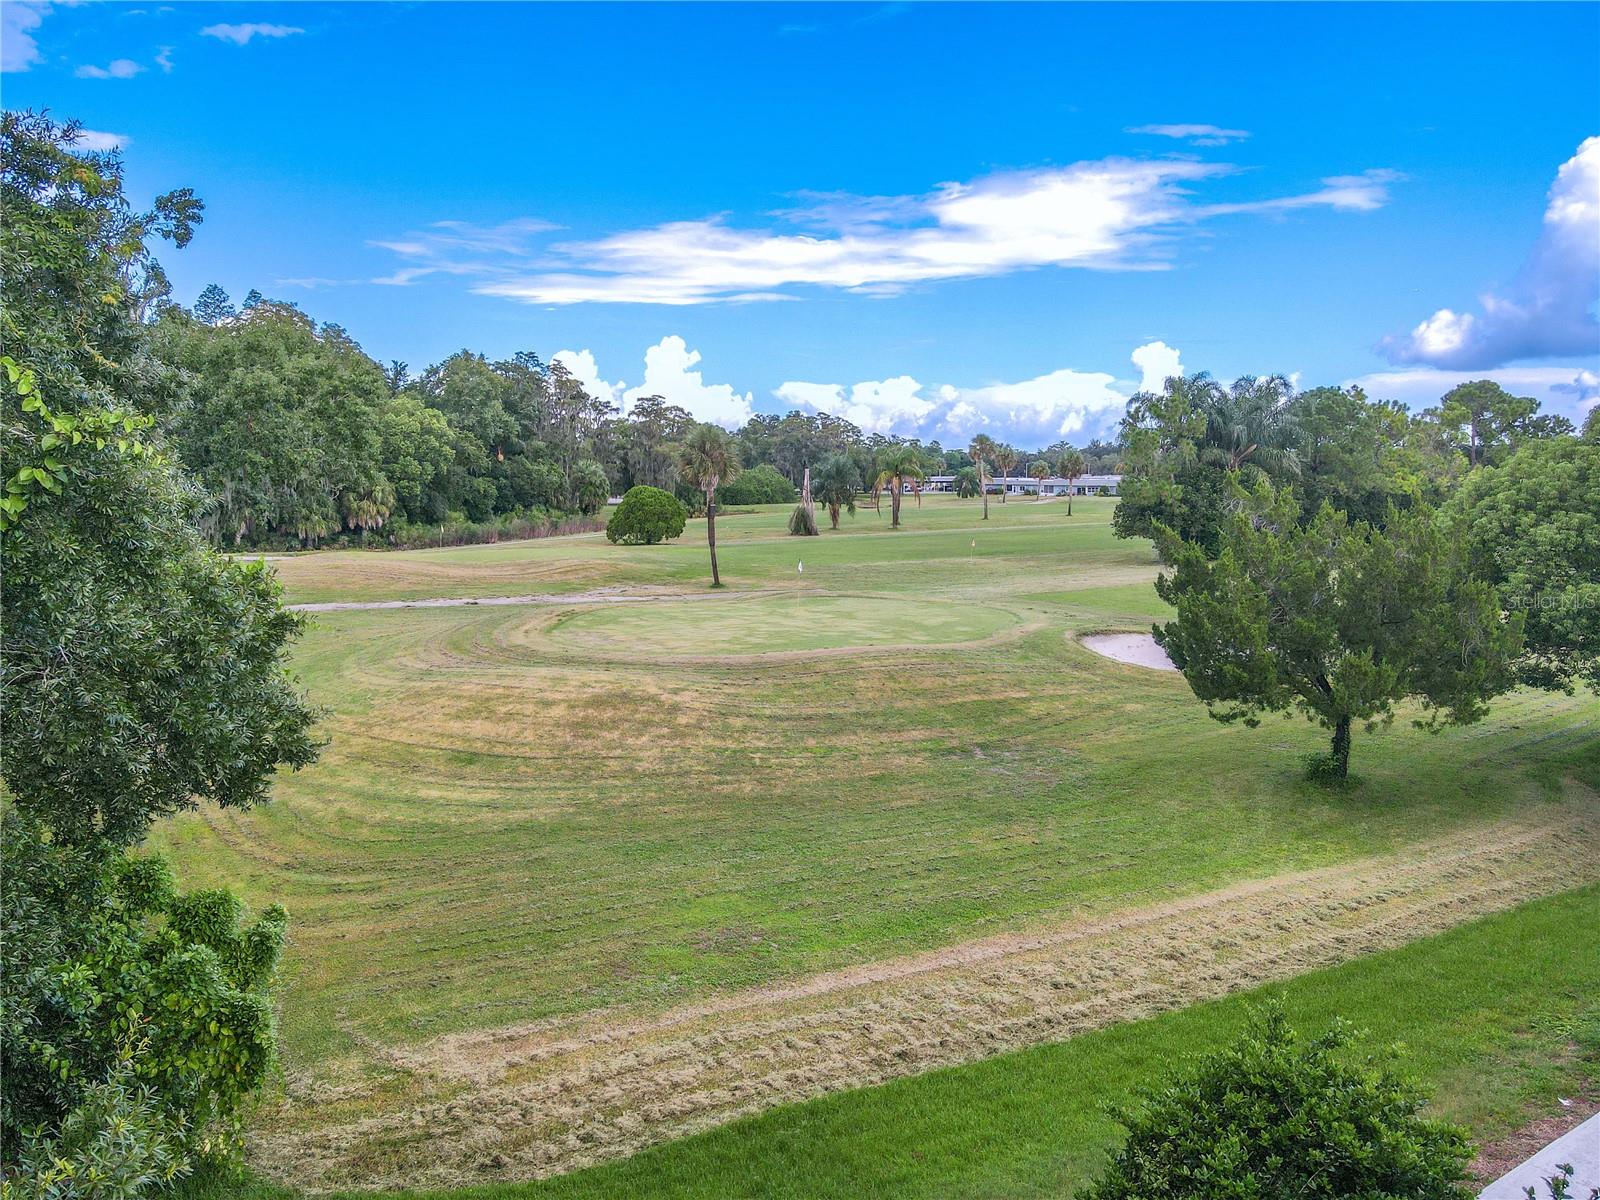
1080;632;1177;671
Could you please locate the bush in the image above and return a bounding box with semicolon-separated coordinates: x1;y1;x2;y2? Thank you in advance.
788;503;818;536
2;816;286;1178
1077;1002;1473;1200
6;1066;189;1199
715;464;796;506
385;510;604;550
606;486;688;545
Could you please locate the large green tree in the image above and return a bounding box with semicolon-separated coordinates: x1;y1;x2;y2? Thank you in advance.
1445;434;1599;693
1056;446;1085;516
1154;481;1519;779
1419;379;1573;469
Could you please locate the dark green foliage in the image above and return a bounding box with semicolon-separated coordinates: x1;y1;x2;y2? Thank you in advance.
811;453;859;528
715;463;796;506
606;486;687;545
8;1065;190;1199
571;459;611;515
1446;436;1600;692
1154;480;1520;779
1078;1003;1473;1200
953;466;981;498
1;436;321;847
2;817;285;1177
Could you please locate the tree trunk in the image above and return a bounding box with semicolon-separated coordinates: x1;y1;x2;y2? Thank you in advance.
829;502;840;530
981;472;989;520
890;479;902;528
1067;489;1073;517
1330;717;1351;778
705;491;721;587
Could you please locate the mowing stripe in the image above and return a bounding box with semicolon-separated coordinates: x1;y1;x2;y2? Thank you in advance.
252;801;1600;1194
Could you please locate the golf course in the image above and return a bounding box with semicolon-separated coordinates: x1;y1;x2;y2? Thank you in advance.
148;495;1600;1197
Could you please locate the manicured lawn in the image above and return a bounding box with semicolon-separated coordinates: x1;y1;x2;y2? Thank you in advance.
151;493;1599;1191
177;885;1600;1199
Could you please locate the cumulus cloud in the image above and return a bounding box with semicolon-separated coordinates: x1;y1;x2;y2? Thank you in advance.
375;154;1398;306
1131;340;1183;393
550;338;752;427
2;2;46;72
200;22;304;45
76;58;143;79
773;377;934;435
1128;123;1250;147
621;337;753;427
772;341;1178;444
1346;365;1600;424
551;348;623;409
1384;137;1600;369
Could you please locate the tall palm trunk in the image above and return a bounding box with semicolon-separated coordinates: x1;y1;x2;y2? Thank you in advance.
890;477;902;528
1067;487;1073;517
704;488;721;587
981;465;989;520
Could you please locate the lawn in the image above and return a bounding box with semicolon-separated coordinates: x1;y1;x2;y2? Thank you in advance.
153;493;1600;1192
179;885;1600;1200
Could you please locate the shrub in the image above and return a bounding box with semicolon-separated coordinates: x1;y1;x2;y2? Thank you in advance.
6;1065;189;1199
606;486;688;545
788;503;818;536
1077;1002;1473;1200
2;816;286;1178
715;464;796;506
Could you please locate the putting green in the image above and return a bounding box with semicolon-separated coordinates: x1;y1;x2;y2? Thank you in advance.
550;593;1019;656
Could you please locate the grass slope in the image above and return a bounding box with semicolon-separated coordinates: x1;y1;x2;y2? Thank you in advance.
151;494;1598;1187
180;884;1600;1199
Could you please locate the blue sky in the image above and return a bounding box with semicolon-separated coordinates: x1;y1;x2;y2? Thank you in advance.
5;1;1597;444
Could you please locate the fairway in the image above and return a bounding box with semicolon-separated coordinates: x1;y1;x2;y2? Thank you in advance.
148;496;1600;1193
549;594;1020;657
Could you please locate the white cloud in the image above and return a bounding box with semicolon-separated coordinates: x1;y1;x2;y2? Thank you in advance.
622;337;753;427
773;376;934;435
75;58;143;79
69;129;130;152
376;154;1398;307
1131;339;1183;393
367;218;559;286
556;338;752;427
2;2;46;72
551;348;622;409
200;22;304;45
1128;123;1250;147
1384;137;1600;369
1346;365;1600;423
155;45;174;72
772;340;1178;444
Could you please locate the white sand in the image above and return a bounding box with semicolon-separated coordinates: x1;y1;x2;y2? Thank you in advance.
1080;632;1178;671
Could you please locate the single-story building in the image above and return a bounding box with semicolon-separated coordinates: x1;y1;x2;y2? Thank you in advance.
923;473;1121;496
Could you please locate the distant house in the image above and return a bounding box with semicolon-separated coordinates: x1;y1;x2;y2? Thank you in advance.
923;473;1121;496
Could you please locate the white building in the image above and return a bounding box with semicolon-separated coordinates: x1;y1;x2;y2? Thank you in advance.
922;473;1121;496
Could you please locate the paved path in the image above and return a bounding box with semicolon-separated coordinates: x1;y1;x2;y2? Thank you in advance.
1479;1112;1599;1198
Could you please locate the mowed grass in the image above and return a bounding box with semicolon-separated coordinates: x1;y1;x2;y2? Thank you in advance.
178;884;1600;1200
154;492;1599;1180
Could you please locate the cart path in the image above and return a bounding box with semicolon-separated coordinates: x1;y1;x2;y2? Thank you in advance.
253;802;1600;1193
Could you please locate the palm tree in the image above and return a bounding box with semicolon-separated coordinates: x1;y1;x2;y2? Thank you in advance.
1028;459;1050;500
679;423;741;587
874;445;925;530
1057;447;1086;516
993;444;1018;503
812;452;858;530
954;466;981;498
968;435;996;520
